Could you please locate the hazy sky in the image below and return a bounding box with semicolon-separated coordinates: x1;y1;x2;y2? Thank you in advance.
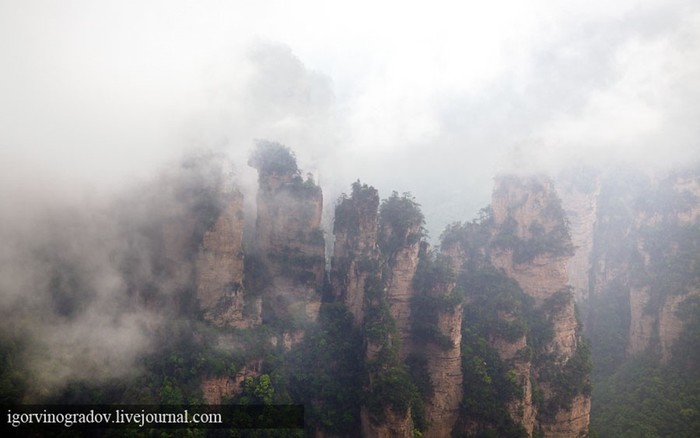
1;0;699;235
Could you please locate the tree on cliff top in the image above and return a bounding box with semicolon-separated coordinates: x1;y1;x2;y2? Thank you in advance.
379;191;425;256
248;140;299;178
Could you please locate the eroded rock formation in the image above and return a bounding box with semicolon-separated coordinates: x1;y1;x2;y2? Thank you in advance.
249;142;326;331
422;278;463;438
196;190;259;328
587;169;700;365
331;182;380;326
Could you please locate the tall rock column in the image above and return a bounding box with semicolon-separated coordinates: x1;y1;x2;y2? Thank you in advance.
196;190;258;327
248;142;325;333
379;192;425;360
357;191;426;438
557;169;601;305
488;175;590;437
331;181;380;326
413;248;463;438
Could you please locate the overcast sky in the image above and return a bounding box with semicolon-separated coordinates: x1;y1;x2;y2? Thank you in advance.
1;0;699;236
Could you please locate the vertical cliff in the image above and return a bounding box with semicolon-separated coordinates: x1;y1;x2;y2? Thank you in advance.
557;169;601;305
629;172;700;364
422;301;462;438
489;175;590;436
375;191;425;362
195;190;259;328
360;263;416;438
248;141;325;331
579;168;700;436
489;176;574;306
587;169;700;365
445;175;591;437
331;181;380;326
154;151;253;321
152;153;260;328
356;191;426;438
411;246;463;438
330;190;423;437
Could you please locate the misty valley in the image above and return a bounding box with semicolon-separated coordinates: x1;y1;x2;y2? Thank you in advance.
2;143;700;438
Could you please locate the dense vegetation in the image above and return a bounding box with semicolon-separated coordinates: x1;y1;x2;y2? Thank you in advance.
458;268;531;438
592;357;700;438
410;243;460;349
334;180;379;236
284;304;365;435
438;187;591;437
378;191;425;257
248;141;299;178
491;215;574;266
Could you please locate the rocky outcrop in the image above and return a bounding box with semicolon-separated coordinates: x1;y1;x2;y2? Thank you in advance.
347;191;426;438
587;170;700;365
377;192;425;360
360;407;414;438
331;182;380;326
249;142;326;329
491;251;570;305
538;394;591;438
196;191;259;327
201;359;262;404
384;233;421;360
626;286;654;355
659;293;689;364
557;170;600;304
490;176;573;305
423;284;463;438
488;175;589;437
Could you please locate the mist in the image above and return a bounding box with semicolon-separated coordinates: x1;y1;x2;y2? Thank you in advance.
1;0;699;397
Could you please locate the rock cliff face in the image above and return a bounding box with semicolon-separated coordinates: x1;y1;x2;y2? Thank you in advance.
347;190;424;438
196;190;259;328
658;293;689;364
155;154;252;322
538;394;591;438
249;143;326;330
488;175;590;437
490;176;573;306
557;170;601;304
422;279;463;438
331;188;466;437
626;286;654;355
383;226;422;360
587;170;700;364
200;359;262;404
360;407;414;438
331;182;380;326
